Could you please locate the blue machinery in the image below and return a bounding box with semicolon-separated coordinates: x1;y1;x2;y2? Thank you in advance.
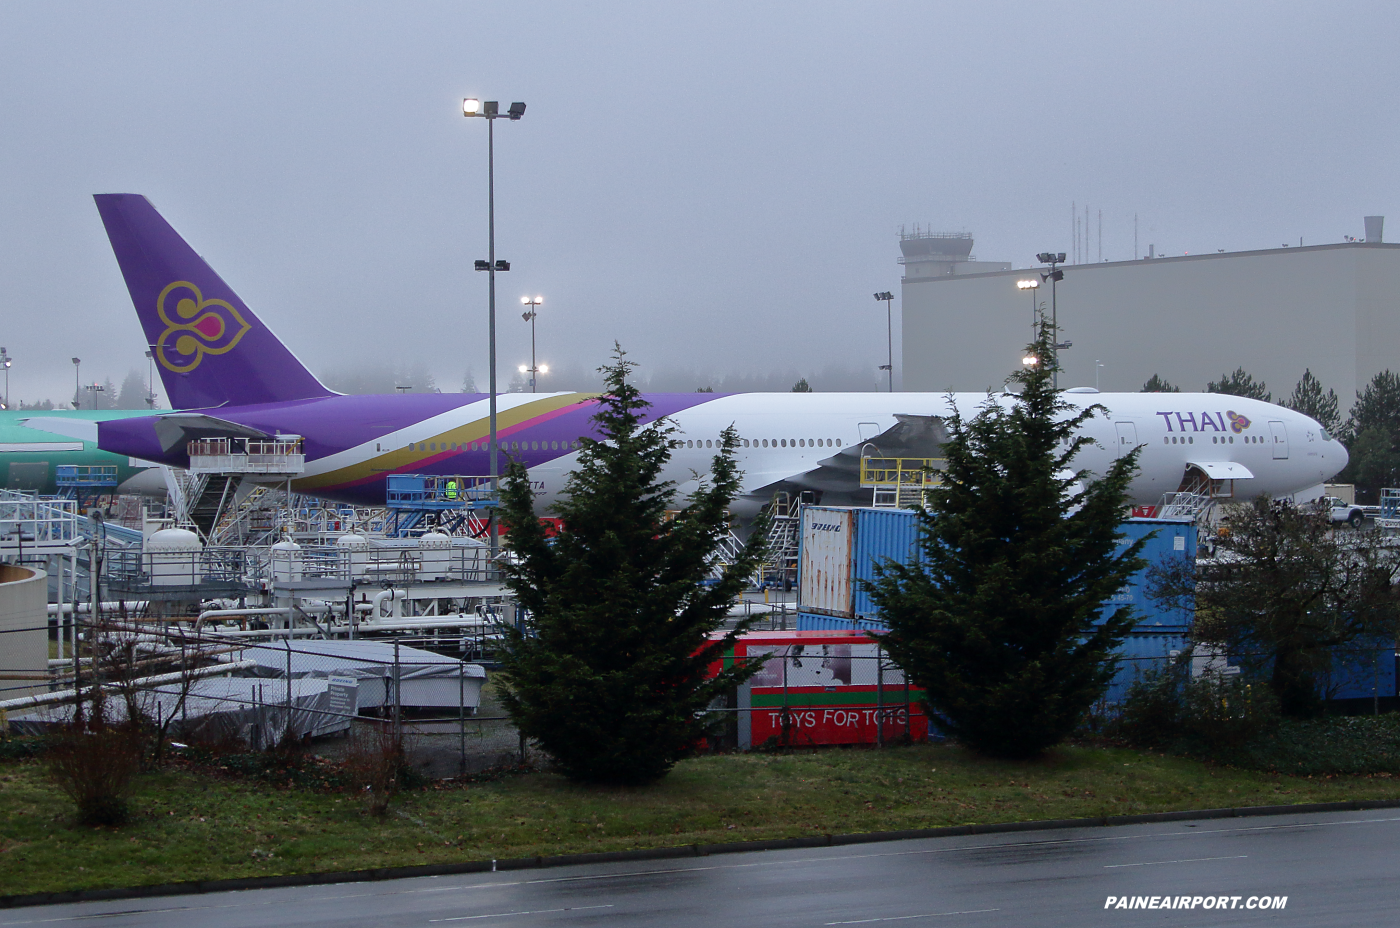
54;465;118;508
384;474;496;537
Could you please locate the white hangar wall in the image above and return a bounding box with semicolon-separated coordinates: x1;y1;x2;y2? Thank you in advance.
901;243;1400;404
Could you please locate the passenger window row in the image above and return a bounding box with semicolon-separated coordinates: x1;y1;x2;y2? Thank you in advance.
680;438;843;449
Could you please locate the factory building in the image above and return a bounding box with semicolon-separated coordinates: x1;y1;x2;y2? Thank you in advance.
900;219;1400;404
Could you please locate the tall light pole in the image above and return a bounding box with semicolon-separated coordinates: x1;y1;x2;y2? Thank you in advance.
1015;279;1040;350
1095;359;1105;391
71;357;81;409
144;350;156;408
0;347;11;410
463;97;525;567
521;296;542;392
1035;253;1067;389
874;291;894;392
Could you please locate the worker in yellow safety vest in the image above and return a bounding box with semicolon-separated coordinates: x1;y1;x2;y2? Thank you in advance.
445;479;459;501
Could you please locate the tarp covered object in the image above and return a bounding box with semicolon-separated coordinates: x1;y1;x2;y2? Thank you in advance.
8;676;355;749
228;640;486;712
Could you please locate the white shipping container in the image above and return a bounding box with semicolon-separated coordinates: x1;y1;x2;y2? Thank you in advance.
798;507;855;617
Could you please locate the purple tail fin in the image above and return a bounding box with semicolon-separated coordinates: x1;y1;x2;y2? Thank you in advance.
94;194;335;410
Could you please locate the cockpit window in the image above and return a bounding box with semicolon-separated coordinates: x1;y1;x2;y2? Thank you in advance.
1320;429;1331;441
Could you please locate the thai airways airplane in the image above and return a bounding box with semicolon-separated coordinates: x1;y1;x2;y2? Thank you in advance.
64;194;1345;518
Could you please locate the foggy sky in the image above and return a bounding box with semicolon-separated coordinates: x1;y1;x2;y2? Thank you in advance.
1;1;1397;405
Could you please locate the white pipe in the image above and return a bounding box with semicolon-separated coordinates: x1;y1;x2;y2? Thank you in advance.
193;607;292;635
371;589;406;620
198;626;323;639
46;601;149;616
358;616;498;632
0;660;258;712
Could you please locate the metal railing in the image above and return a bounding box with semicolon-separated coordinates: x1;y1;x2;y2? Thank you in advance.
187;437;305;475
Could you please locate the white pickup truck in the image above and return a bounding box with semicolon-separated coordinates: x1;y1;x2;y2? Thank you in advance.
1316;496;1366;527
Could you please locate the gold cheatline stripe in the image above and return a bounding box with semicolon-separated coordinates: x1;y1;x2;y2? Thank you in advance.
295;393;598;491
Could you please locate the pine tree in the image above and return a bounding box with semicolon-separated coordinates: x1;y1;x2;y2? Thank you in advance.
1206;368;1270;401
1140;374;1179;393
496;347;768;784
791;378;813;393
115;369;148;409
1284;369;1340;434
864;321;1146;758
1339;370;1400;500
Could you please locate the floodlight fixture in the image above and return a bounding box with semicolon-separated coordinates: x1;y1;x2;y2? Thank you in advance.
1022;355;1038;366
474;260;491;271
463;98;481;116
519;365;528;373
495;260;510;271
1016;279;1039;290
507;101;526;120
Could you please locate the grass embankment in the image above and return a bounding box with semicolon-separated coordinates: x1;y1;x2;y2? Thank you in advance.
3;743;1399;899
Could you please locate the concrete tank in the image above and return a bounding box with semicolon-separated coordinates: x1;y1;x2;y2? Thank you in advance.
143;527;203;587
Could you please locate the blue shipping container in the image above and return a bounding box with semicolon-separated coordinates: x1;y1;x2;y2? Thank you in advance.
1106;632;1190;703
811;507;1195;631
1324;640;1398;701
850;508;924;620
1102;519;1196;630
796;612;888;633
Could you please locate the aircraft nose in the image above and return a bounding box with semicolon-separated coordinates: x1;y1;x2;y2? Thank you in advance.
1333;438;1349;472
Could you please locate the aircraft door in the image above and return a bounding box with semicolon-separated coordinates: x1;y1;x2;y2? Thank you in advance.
1269;420;1289;459
1114;421;1138;458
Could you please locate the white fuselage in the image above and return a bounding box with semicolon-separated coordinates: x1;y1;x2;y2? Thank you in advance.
364;391;1345;515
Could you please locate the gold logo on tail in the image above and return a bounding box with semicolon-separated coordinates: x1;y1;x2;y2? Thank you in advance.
154;281;252;373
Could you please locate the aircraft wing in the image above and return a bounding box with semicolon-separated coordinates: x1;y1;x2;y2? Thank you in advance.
147;413;273;453
734;414;951;501
19;417;100;443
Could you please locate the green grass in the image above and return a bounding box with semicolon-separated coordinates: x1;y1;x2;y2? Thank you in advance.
2;743;1398;898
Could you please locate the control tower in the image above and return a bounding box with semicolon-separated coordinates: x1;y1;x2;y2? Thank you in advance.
898;228;1010;280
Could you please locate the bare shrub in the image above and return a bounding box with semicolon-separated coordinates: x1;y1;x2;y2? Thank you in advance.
46;714;142;826
343;722;407;816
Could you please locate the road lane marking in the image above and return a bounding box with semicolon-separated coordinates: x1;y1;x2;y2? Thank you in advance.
1105;855;1248;868
826;909;999;925
430;904;614;921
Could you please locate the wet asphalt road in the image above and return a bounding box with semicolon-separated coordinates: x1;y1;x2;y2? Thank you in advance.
4;809;1396;927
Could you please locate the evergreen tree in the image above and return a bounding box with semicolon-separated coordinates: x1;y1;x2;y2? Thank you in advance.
1284;369;1340;434
791;378;813;393
496;347;768;784
1206;368;1270;401
461;369;477;393
115;369;148;409
1338;370;1400;501
864;321;1146;759
1345;370;1400;442
1140;374;1179;393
